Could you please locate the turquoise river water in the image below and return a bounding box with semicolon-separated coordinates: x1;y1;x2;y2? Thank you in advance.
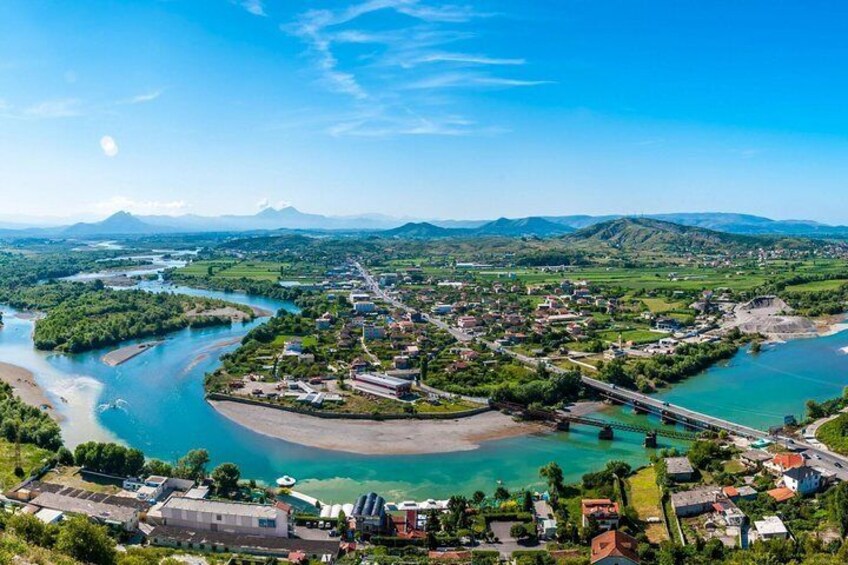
1;280;848;504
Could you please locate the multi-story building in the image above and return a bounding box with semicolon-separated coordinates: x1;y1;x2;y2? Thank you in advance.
160;497;291;538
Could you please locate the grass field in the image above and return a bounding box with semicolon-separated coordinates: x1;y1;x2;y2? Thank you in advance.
816;413;848;455
0;439;51;492
786;279;848;292
475;266;769;292
642;297;687;313
597;328;668;345
626;466;669;543
40;465;122;494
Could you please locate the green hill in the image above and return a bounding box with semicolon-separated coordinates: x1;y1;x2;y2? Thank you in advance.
564;217;808;254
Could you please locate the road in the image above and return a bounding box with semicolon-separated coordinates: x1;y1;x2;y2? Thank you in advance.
353;261;848;480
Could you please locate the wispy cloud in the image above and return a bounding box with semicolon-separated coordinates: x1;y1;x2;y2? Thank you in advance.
284;0;549;137
404;72;552;90
240;0;266;17
121;89;164;105
21;98;82;119
402;52;525;68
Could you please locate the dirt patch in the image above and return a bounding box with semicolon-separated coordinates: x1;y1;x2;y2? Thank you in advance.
185;306;254;323
101;341;163;366
210;399;549;455
0;362;59;420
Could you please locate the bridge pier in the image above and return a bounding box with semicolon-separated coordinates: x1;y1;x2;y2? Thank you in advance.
682;419;698;431
598;425;614;440
633;403;649;415
644;432;657;448
660;410;675;425
555;420;570;431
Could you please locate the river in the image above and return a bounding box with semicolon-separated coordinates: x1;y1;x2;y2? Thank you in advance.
1;278;847;504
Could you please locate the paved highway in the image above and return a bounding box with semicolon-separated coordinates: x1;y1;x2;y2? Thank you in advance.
353;261;848;480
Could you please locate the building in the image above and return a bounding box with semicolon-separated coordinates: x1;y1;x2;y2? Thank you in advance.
456;316;478;329
712;499;745;526
432;304;453;315
25;483;145;531
352;372;412;397
590;530;640;565
540;518;558;540
34;508;63;525
766;487;796;503
670;487;722;517
149;526;339;560
766;453;805;475
664;457;695;482
754;515;789;541
160;497;291;538
581;499;620;530
363;324;386;340
740;450;772;468
353;301;376;314
352;492;388;535
783;466;821;495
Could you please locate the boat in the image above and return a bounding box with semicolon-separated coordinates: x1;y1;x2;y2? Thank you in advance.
276;475;297;487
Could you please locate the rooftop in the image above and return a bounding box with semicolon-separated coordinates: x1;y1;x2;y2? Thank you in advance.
591;530;640;564
664;456;695;475
755;515;788;536
670;486;720;508
162;496;283;519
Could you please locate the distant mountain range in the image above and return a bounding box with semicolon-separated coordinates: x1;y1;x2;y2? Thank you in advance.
2;207;848;239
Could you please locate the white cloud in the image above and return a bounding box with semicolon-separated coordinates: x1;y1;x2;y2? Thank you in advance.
22;98;81;119
122;89;164;105
285;0;548;137
100;135;119;157
405;53;525;68
91;196;188;216
240;0;266;17
257;198;270;210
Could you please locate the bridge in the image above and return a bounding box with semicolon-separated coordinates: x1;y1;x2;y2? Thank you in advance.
492;401;699;443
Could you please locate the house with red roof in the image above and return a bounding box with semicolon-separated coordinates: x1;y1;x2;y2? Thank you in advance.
590;530;640;565
765;453;805;475
581;499;621;531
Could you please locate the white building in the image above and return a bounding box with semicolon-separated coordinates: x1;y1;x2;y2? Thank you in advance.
754;515;788;540
161;497;292;538
783;466;821;495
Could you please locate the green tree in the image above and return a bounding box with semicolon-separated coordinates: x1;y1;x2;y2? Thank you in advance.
144;459;174;477
510;522;529;540
830;481;848;538
7;512;57;547
174;449;209;480
211;462;241;493
494;485;511;502
472;490;486;506
55;516;117;565
523;491;534;512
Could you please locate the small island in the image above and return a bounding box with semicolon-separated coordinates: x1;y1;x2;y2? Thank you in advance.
3;281;255;353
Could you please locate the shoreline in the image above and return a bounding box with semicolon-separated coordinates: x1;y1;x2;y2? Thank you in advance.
210;399;552;455
0;361;60;421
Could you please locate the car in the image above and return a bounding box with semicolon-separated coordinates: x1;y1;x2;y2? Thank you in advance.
663;401;670;407
835;462;843;469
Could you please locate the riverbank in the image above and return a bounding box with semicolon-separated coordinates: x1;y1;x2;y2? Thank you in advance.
210;399;551;455
0;362;59;420
101;340;163;366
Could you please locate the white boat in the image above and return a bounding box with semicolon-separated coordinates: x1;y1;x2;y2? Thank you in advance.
276;475;296;487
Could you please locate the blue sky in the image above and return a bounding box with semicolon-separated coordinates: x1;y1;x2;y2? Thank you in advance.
1;0;848;222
